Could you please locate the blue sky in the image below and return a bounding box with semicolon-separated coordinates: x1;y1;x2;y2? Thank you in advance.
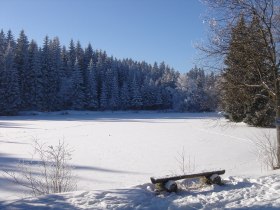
0;0;207;72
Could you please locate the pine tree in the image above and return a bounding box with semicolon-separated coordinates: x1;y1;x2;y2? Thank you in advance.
41;36;60;111
68;39;76;70
95;52;104;98
6;30;16;50
71;58;85;110
2;43;21;115
59;46;72;109
161;88;173;109
110;75;119;110
100;81;108;110
0;30;7;112
0;29;5;51
84;43;93;69
243;15;275;127
49;37;62;109
28;40;43;110
61;46;69;76
87;58;98;109
120;82;130;110
76;41;84;68
222;15;274;126
130;76;143;110
141;79;157;109
155;89;163;109
15;30;29;109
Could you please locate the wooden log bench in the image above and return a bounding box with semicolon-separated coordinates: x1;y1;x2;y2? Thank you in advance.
150;169;225;192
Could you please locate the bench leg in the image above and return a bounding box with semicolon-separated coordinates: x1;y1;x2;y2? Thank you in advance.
206;174;222;185
164;180;178;192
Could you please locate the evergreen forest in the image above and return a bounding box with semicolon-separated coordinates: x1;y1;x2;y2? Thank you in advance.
0;29;218;115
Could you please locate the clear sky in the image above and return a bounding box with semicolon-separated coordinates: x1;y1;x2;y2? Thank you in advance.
0;0;207;72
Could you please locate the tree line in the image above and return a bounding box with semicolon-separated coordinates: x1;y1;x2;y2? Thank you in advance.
0;29;218;115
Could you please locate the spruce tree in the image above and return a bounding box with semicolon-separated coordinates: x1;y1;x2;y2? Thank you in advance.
87;58;98;109
15;30;29;109
110;75;119;110
222;15;274;126
130;76;143;110
2;43;21;115
100;81;108;110
41;36;59;111
68;39;76;70
120;82;130;110
28;40;43;110
0;30;7;112
71;58;85;110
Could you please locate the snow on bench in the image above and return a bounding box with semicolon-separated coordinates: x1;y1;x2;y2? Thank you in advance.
150;169;225;192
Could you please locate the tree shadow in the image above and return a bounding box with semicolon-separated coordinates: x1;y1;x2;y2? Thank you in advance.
0;194;79;210
0;152;146;200
74;165;147;175
0;152;145;175
0;122;35;129
0;140;28;145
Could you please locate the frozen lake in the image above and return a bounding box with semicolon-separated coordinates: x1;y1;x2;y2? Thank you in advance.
0;111;275;201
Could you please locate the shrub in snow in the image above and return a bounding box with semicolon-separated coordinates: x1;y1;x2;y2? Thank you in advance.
175;148;201;189
176;147;196;175
3;140;76;196
254;132;278;170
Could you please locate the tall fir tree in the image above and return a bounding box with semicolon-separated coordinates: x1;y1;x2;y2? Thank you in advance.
28;40;43;110
68;39;76;71
6;30;16;50
0;30;7;113
71;58;85;110
222;15;274;126
15;30;29;109
87;58;98;109
100;81;108;110
130;76;143;110
120;82;130;110
2;43;21;115
110;75;119;110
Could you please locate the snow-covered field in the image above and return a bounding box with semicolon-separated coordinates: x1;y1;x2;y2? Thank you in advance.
0;111;280;209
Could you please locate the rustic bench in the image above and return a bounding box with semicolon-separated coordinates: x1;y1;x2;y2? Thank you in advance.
150;169;225;192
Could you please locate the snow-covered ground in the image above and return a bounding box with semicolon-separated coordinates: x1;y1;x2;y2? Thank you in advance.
0;111;279;209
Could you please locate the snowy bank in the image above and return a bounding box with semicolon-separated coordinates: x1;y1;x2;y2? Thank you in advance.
1;175;280;210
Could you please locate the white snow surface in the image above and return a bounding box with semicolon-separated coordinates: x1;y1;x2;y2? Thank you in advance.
0;111;280;209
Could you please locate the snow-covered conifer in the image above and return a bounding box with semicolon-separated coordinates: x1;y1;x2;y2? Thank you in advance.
28;40;43;110
130;76;143;110
87;58;98;109
2;43;21;115
100;81;108;110
15;30;29;109
120;82;130;110
71;58;85;110
110;75;119;110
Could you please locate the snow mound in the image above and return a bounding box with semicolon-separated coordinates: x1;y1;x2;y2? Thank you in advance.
2;175;280;210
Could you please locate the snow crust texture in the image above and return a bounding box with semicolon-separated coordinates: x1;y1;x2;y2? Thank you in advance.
1;175;280;209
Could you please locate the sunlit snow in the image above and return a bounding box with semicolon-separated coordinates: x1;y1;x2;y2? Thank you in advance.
0;111;279;209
